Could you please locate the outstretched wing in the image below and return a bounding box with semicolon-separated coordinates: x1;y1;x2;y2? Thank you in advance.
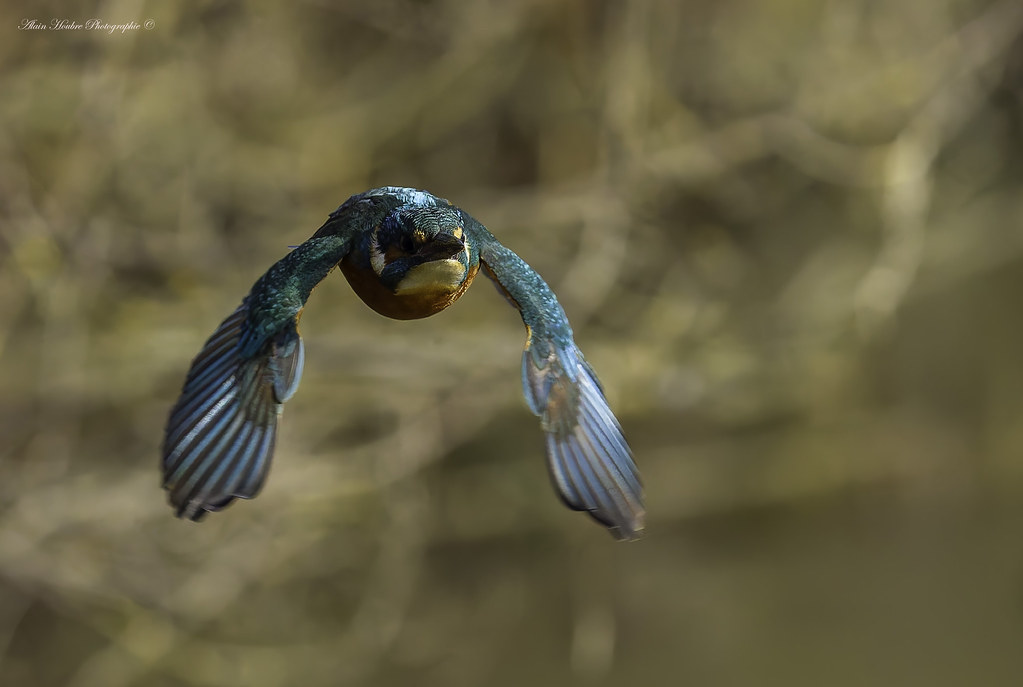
162;198;381;519
162;305;303;519
465;217;645;540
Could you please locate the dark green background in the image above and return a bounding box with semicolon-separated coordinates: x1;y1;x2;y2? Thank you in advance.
3;1;1023;685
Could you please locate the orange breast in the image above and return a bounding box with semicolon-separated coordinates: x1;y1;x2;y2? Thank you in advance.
340;256;479;320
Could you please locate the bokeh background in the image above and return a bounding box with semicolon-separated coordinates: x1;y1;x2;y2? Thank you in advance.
3;0;1023;685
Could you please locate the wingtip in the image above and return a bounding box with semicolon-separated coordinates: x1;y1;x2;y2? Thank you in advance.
540;353;645;542
609;510;646;541
174;498;209;522
162;304;285;521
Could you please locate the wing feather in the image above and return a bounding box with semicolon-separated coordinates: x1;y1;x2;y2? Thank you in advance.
162;213;358;520
162;304;290;520
471;224;645;540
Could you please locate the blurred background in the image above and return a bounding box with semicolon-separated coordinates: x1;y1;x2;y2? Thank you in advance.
2;0;1023;685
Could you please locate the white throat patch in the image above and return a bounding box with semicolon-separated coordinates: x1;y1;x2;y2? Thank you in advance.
369;229;387;275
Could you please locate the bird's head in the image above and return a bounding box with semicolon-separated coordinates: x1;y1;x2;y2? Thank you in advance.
370;206;474;296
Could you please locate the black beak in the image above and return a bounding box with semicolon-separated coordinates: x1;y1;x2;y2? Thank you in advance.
420;232;465;260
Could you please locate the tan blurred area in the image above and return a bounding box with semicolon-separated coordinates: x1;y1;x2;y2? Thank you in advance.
3;0;1023;685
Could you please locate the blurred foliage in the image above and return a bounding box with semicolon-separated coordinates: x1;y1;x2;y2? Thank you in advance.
3;0;1023;685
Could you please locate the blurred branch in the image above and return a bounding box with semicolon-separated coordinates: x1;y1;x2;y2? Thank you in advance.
2;0;1023;682
854;0;1023;336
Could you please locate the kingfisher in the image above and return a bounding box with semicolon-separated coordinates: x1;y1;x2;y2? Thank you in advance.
162;187;644;540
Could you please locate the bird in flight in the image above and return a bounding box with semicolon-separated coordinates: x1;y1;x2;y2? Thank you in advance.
162;187;644;540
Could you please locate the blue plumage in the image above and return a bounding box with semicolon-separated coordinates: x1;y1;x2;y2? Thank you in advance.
162;187;644;539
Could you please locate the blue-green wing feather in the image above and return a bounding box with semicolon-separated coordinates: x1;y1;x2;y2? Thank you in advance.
163;217;360;519
162;187;450;520
467;217;645;540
